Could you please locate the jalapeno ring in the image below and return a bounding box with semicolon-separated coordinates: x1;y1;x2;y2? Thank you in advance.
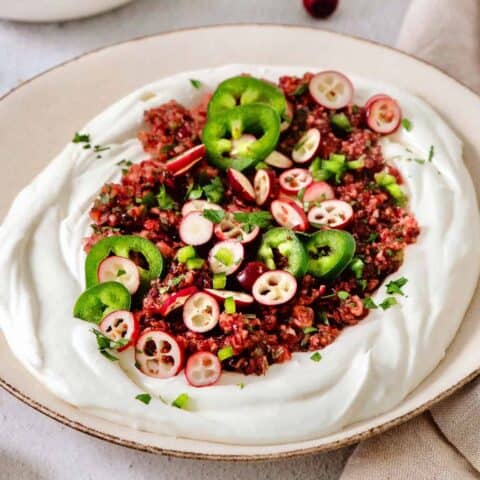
202;104;281;171
305;230;356;280
85;235;163;289
207;75;287;119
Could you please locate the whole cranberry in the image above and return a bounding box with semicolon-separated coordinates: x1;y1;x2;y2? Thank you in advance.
236;262;269;291
303;0;339;18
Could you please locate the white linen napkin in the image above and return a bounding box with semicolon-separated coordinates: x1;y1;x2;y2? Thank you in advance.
341;0;480;477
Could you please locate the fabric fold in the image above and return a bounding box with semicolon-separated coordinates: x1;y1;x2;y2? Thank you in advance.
341;0;480;477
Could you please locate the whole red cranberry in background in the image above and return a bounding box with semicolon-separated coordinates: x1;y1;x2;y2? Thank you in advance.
303;0;339;18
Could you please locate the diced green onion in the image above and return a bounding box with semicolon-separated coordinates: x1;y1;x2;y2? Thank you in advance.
330;113;352;134
186;257;204;270
213;272;227;289
171;393;189;409
350;258;365;279
177;245;197;264
303;326;318;334
374;172;397;187
337;291;350;300
218;345;234;361
386;184;406;204
214;247;234;266
347;158;365;170
224;296;236;314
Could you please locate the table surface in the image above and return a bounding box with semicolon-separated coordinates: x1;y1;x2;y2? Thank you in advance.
0;0;411;478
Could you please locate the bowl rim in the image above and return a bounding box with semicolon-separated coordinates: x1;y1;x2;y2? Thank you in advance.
1;23;479;461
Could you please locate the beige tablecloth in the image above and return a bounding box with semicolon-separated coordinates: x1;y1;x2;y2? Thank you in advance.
342;0;480;478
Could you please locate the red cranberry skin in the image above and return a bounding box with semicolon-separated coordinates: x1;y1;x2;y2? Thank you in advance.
303;0;339;18
236;262;269;291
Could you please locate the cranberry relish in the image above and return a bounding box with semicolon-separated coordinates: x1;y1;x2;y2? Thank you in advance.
83;71;419;379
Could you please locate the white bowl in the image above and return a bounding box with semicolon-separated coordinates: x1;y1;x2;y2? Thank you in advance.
0;0;133;22
0;25;479;460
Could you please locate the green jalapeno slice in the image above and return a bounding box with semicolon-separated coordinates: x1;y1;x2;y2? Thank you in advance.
202;104;281;171
73;282;131;324
305;230;356;280
257;228;308;278
207;76;287;119
85;235;163;289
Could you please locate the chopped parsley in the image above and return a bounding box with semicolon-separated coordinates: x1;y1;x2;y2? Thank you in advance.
93;145;110;153
337;291;350;301
379;296;398;310
72;132;90;144
218;346;234;361
428;145;435;162
172;393;189;409
386;277;408;296
186;183;203;200
203;177;224;203
363;297;377;309
202;208;226;224
366;232;379;243
292;83;308;96
190;79;202;89
135;393;152;405
310;352;322;362
401;118;413;131
233;211;273;233
237;382;245;389
91;329;128;362
117;159;132;167
156;185;176;210
158;275;185;294
303;326;318;334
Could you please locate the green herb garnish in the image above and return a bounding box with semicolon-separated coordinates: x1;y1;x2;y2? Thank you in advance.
428;145;435;162
310;352;322;362
202;209;226;224
72;132;90;144
233;211;273;232
303;326;318;334
156;185;176;210
292;83;308;96
91;329;128;362
363;297;377;309
116;268;126;277
379;296;398;310
135;393;152;405
186;183;204;200
190;79;202;89
402;118;413;131
158;275;185;294
386;277;408;296
203;177;224;203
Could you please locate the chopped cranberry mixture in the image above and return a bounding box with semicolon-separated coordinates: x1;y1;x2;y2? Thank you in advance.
84;72;419;377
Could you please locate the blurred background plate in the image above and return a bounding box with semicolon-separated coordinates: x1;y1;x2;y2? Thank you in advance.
0;24;479;460
0;0;133;23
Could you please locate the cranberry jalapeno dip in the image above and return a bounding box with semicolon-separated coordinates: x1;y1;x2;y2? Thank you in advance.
76;70;420;381
1;65;478;444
